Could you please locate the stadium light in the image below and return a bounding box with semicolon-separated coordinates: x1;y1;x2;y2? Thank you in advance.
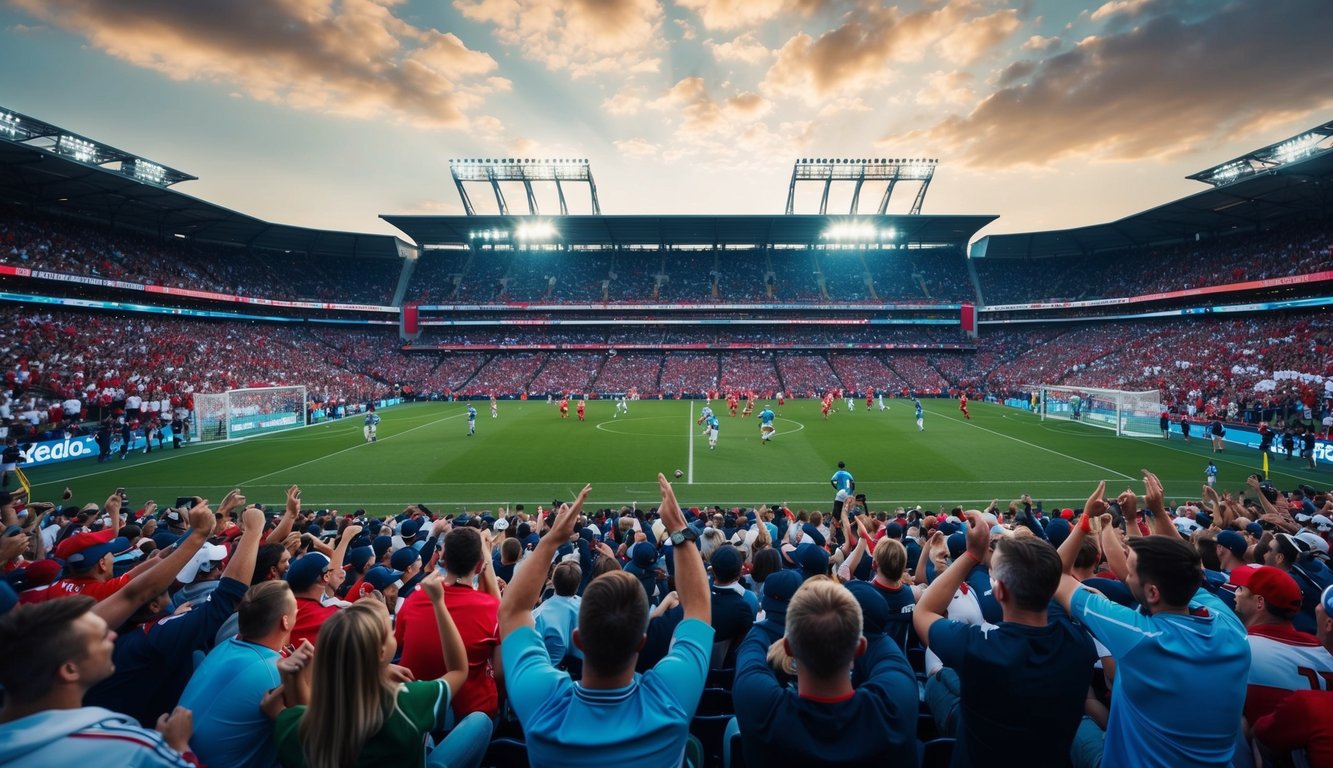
515;221;558;241
59;135;98;163
0;112;20;138
1274;133;1321;164
132;160;167;185
821;222;897;242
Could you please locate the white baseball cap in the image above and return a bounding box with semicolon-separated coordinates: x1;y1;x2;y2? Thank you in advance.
493;519;510;532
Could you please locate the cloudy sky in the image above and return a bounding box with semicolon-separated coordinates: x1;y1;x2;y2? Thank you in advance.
2;0;1330;240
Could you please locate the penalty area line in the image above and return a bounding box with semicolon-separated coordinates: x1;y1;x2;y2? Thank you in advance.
687;401;695;484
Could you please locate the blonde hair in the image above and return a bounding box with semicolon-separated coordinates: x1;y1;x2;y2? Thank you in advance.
784;577;862;678
300;602;398;768
872;537;907;581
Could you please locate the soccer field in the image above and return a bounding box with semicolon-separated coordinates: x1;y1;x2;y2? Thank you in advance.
22;400;1324;516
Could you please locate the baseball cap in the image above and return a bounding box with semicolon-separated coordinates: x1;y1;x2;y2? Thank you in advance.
286;553;331;592
177;542;229;584
55;530;130;571
760;570;802;620
801;523;826;547
390;546;421;572
362;565;404;592
16;559;62;590
631;541;658;569
1215;530;1247;559
493;519;510;532
399;519;423;539
791;543;829;580
946;533;967;561
345;546;375;572
1322;585;1333;618
1313;515;1333;532
710;545;742;583
844;580;887;639
1045;518;1071;549
372;535;393;560
1295;531;1330;557
1230;564;1303;615
1245;522;1264;538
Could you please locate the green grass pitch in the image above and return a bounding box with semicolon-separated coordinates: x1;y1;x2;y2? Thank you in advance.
22;400;1323;516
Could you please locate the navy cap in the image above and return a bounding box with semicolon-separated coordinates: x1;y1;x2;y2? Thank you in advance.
1216;530;1247;558
399;519;423;538
946;533;967;561
761;569;802;619
346;546;375;572
372;535;393;560
286;553;330;592
845;580;888;638
1246;522;1264;537
882;523;903;540
1196;512;1213;530
362;565;404;592
390;546;421;571
936;521;957;536
802;523;826;547
1045;518;1072;549
710;545;742;583
791;543;829;579
631;541;658;568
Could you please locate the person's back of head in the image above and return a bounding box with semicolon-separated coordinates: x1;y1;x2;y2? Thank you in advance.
990;537;1062;613
0;596;102;707
443;526;483;577
873;537;907;582
552;562;582;597
254;543;288;585
576;571;649;679
750;548;781;585
237;581;297;644
303;601;395;768
1073;538;1100;574
783;578;862;680
1128;536;1203;611
500;537;522;566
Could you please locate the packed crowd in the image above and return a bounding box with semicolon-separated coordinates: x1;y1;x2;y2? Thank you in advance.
4;464;1332;767
0;209;398;305
976;216;1333;305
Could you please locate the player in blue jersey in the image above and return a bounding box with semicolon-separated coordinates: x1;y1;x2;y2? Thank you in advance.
831;461;854;500
704;414;720;450
913;398;924;432
758;405;776;444
363;406;380;443
466;404;477;436
697;404;714;426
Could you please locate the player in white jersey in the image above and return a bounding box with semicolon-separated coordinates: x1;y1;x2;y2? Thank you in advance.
363;406;380;442
467;404;478;435
490;396;498;418
616;395;629;416
845;393;855;411
878;391;888;411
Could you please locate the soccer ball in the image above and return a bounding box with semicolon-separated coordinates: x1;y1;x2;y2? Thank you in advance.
674;469;684;478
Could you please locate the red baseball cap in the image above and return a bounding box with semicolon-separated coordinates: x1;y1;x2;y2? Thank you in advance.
1230;565;1303;615
55;530;129;570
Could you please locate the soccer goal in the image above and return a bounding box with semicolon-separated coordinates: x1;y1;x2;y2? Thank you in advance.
1033;385;1162;438
192;386;308;442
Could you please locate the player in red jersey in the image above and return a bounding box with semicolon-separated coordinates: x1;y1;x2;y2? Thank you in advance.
728;393;739;416
576;399;586;421
866;389;874;410
959;393;971;420
559;397;569;419
821;393;833;420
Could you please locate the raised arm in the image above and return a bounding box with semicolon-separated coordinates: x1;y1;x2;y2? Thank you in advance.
94;500;214;628
498;486;590;639
913;512;988;644
1060;482;1107;574
658;474;709;624
221;506;266;585
265;485;301;546
1141;470;1181;539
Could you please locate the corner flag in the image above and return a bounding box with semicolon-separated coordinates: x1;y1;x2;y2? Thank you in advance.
1262;452;1269;478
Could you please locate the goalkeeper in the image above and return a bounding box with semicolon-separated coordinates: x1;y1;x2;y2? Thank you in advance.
363;405;380;443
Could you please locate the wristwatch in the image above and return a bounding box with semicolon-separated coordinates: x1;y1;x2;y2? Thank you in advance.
670;527;698;546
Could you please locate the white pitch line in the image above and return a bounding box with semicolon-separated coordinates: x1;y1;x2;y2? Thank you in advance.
1123;436;1324;485
933;410;1135;481
687;401;695;485
234;411;467;487
192;478;1120;488
27;442;235;487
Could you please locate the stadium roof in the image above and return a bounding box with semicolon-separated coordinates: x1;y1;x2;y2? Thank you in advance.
0;130;405;260
381;213;996;249
973;133;1333;260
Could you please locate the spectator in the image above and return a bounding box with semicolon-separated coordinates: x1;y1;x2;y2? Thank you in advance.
708;543;758;660
395;526;502;719
915;512;1096;765
1055;476;1250;768
286;552;339;647
733;577;918;766
0;597;197;766
533;561;582;664
272;573;493;768
498;478;713;766
1251;585;1333;766
178;581;302;768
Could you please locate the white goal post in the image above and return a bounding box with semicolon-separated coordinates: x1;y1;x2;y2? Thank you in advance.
192;386;308;442
1032;384;1162;438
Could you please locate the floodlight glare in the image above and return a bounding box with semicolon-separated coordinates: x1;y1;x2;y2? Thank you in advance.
515;221;558;241
0;112;20;138
59;135;98;163
133;160;167;184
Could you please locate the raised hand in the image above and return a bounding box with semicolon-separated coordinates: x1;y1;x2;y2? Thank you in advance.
187;499;214;536
1083;480;1109;519
1141;469;1166;516
285;485;301;517
962;510;990;561
658;474;686;531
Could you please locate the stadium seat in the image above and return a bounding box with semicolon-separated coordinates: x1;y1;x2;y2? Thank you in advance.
690;714;732;768
725;731;746;768
920;737;955;768
481;736;528;768
916;712;939;742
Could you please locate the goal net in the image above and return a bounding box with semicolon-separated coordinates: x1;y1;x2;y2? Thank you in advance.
192;386;308;442
1033;385;1162;438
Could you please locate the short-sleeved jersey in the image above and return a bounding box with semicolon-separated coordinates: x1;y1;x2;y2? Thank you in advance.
275;681;450;768
364;413;380;427
758;408;775;425
831;469;854;493
706;416;719;430
914;401;924;418
466;406;477;421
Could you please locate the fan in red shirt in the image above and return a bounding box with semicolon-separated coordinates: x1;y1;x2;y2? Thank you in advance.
1231;566;1333;725
286;552;340;647
395;527;501;718
1252;585;1333;766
